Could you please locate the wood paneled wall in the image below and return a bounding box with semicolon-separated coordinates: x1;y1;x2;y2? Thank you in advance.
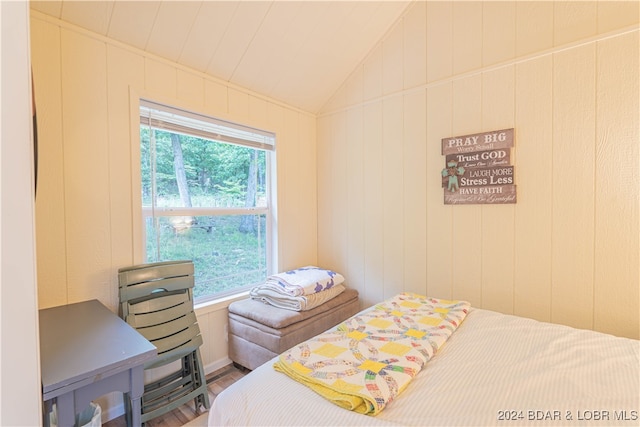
30;10;318;381
318;1;639;339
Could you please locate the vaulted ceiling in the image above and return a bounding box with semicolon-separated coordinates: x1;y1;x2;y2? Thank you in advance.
30;1;410;113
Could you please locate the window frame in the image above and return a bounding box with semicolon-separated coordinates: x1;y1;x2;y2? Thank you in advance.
135;97;278;304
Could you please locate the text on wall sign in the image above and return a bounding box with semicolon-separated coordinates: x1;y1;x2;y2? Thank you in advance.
441;128;516;205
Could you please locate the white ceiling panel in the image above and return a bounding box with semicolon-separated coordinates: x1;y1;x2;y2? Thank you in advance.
145;1;202;63
230;1;307;96
60;0;114;35
29;0;410;113
107;1;162;50
177;1;239;73
205;1;272;81
31;1;63;18
263;1;343;98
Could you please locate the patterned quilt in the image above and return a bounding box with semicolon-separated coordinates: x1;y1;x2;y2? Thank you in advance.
273;293;470;415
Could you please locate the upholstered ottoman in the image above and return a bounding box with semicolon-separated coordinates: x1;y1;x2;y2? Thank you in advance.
228;288;359;370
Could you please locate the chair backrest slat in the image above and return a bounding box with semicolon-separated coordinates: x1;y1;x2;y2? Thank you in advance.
127;295;192;328
149;323;203;356
120;277;194;303
119;261;194;303
144;333;204;369
132;311;199;342
118;260;194;284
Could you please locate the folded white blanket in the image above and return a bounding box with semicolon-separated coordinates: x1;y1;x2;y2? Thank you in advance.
250;284;346;311
265;266;344;296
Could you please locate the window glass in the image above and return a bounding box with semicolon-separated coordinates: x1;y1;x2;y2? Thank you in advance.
140;101;275;302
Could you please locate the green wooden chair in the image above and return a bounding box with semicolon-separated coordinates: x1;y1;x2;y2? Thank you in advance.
118;260;210;425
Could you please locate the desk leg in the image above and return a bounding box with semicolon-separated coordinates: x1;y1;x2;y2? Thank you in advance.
56;393;75;427
128;365;145;427
43;399;53;427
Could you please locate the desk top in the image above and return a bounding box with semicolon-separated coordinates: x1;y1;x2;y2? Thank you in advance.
39;299;157;398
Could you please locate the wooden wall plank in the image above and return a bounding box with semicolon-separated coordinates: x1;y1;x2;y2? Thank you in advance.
31;17;67;309
144;57;176;99
362;102;385;307
298;113;318;265
321;81;347;114
382;19;404;96
346;106;365;302
451;75;483;306
551;44;596;330
204;80;228;117
106;44;144;310
403;91;427;295
594;32;639;338
249;96;269;132
403;0;427;90
482;1;516;67
598;0;640;34
177;70;204;108
516;1;554;57
514;55;553;322
363;43;383;102
453;1;482;75
278;108;297;270
330;112;348;275
60;28;111;304
286;108;312;270
426;1;452;83
267;103;287;269
345;66;364;108
481;66;515;314
316;115;333;271
227;88;249;123
426;83;453;299
554;1;597;47
382;96;404;298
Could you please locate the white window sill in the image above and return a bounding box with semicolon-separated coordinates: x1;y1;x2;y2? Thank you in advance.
194;291;250;316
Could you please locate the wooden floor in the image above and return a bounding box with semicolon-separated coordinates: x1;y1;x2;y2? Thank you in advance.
103;364;247;427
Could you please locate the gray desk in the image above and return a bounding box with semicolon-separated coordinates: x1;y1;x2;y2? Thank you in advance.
39;299;157;427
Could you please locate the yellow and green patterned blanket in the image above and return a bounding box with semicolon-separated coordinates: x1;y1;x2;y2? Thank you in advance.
273;293;470;415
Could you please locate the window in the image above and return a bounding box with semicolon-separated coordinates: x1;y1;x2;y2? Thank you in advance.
139;99;276;303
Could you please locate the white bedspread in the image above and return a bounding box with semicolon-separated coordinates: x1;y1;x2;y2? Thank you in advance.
209;308;640;426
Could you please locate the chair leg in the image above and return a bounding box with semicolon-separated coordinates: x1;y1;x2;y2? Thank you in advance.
193;349;210;410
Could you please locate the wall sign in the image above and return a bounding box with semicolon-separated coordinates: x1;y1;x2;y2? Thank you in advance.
441;128;516;205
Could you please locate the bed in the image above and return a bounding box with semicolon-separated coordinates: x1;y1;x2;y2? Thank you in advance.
209;294;639;426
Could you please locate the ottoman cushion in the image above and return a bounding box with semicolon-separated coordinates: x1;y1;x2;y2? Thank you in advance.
228;288;359;370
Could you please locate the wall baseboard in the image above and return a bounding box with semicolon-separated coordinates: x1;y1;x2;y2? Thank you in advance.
204;357;234;375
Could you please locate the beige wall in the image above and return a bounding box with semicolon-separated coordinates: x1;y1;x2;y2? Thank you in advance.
30;7;318;384
1;2;42;425
317;1;639;339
